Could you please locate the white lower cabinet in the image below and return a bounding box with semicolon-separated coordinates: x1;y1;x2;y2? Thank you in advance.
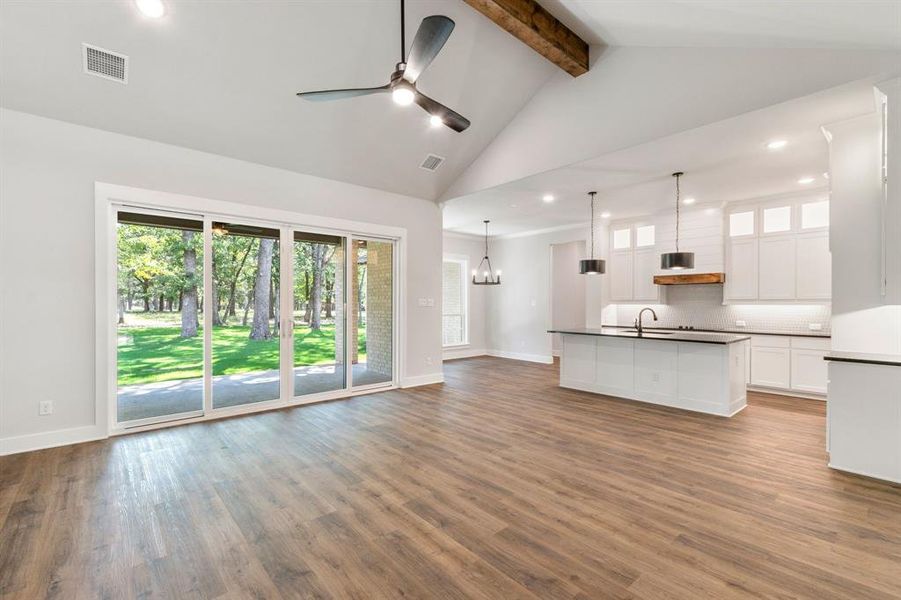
750;346;791;388
749;335;829;396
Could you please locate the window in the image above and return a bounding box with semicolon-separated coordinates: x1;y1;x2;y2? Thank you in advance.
801;200;829;229
635;225;655;247
613;228;631;249
442;257;468;346
763;205;791;233
729;211;755;237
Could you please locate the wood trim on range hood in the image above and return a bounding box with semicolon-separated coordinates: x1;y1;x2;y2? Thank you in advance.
653;273;725;285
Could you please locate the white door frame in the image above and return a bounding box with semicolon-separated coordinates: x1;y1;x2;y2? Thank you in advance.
96;182;406;436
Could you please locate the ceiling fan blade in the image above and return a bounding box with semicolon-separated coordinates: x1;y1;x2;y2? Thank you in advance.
403;15;455;83
414;91;471;133
296;85;389;102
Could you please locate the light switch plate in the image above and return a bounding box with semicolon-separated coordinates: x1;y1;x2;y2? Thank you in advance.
39;400;53;416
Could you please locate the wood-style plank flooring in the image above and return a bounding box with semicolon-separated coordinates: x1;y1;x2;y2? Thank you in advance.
1;356;900;599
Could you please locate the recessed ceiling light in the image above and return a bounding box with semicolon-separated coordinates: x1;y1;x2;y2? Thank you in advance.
135;0;165;18
683;197;696;205
542;194;555;203
823;172;829;179
510;203;517;208
798;177;815;185
600;211;611;219
766;139;788;150
429;115;443;128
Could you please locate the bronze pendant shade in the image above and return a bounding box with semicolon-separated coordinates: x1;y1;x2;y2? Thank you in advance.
660;171;696;270
579;191;606;275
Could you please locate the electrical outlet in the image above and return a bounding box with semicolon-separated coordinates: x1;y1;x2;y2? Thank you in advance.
735;320;747;328
39;400;53;416
809;323;823;331
425;356;433;365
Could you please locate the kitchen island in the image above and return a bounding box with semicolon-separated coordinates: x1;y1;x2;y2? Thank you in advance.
549;328;750;417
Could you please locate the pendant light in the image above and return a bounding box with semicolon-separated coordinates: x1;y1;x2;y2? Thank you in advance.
579;191;606;274
472;220;501;285
660;171;695;270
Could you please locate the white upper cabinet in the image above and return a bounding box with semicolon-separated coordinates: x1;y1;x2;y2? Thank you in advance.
610;252;634;302
609;223;659;303
796;232;831;299
633;248;659;301
725;238;758;300
724;197;830;303
758;237;796;299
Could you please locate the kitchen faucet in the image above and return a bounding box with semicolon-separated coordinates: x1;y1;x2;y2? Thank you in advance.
634;307;658;335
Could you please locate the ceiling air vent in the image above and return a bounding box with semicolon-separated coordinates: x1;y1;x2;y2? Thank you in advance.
420;154;445;172
82;43;128;84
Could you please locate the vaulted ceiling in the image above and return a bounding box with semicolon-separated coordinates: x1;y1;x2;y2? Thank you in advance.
0;0;556;201
2;0;899;207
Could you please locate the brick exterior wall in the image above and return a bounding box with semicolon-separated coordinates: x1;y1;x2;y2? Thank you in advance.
363;241;393;377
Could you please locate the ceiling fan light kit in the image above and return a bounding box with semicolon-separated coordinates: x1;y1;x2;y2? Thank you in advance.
297;0;471;132
660;171;696;270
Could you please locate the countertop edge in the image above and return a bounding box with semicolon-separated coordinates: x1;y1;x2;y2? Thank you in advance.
824;353;901;368
548;329;751;345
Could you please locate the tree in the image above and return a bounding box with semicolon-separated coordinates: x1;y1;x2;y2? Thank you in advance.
309;243;335;330
180;230;199;337
250;238;275;340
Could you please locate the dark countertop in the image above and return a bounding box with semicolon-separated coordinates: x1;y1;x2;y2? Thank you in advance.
824;351;901;367
548;327;750;345
598;324;831;339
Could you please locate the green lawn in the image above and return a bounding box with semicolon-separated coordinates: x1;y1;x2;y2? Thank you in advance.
118;322;365;386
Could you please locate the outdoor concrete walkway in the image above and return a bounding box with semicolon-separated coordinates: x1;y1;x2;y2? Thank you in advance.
117;363;390;422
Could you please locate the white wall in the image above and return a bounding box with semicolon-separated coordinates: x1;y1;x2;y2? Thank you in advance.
550;241;587;354
0;108;443;452
444;47;901;199
483;225;606;363
442;233;488;359
825;104;901;354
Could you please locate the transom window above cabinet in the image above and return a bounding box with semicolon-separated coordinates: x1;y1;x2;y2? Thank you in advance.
801;200;829;229
729;211;755;237
635;225;655;247
613;228;632;249
763;205;791;233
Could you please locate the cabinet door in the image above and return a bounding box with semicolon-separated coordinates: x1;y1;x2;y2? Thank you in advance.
759;237;796;300
750;346;791;388
632;248;659;301
610;252;633;302
796;233;831;300
790;349;828;394
726;238;758;300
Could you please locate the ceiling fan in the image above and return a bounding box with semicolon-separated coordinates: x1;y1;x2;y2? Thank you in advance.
296;0;471;133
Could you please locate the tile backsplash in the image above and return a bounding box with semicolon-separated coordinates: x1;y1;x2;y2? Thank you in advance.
607;284;831;334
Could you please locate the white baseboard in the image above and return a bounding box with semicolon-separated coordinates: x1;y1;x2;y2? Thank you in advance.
0;424;107;456
487;349;554;364
747;386;826;401
401;372;445;388
443;347;487;361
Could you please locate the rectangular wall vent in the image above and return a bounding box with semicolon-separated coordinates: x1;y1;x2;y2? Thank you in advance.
420;154;445;172
83;43;128;84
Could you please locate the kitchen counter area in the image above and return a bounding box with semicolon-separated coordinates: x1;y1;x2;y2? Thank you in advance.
549;328;747;417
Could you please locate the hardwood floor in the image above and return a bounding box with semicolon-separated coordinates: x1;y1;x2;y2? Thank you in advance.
1;356;900;599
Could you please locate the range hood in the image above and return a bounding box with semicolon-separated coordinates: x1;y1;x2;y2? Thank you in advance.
653;273;725;285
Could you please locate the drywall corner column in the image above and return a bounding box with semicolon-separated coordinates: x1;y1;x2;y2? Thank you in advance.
824;95;901;354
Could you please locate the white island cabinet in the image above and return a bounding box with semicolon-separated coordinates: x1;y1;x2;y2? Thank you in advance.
550;328;749;417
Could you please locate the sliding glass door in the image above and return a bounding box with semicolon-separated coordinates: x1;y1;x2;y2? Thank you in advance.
292;232;347;396
114;210;396;428
352;238;394;388
211;222;281;409
115;211;205;424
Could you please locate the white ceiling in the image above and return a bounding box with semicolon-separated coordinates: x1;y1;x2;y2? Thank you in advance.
0;0;555;201
549;0;901;49
442;81;878;237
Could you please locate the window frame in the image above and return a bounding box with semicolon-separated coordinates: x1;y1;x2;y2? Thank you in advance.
442;254;470;348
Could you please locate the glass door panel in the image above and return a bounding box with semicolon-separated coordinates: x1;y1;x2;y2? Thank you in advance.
292;232;346;397
352;238;394;387
116;211;204;424
211;222;281;408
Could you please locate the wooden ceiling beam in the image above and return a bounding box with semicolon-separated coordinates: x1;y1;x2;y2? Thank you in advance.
462;0;589;77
